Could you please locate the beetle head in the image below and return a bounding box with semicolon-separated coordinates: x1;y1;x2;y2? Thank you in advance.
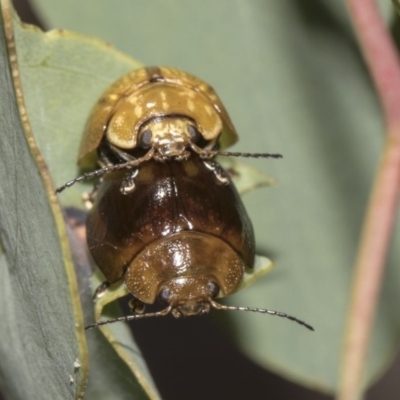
138;117;202;159
157;276;220;317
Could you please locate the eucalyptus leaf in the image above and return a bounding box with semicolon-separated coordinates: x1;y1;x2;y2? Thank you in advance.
0;1;87;399
2;3;160;399
30;0;400;395
13;15;141;208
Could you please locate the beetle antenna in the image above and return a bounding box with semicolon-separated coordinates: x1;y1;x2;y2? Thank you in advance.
189;143;282;160
85;306;171;330
210;300;314;331
55;145;281;194
55;148;155;194
212;150;283;159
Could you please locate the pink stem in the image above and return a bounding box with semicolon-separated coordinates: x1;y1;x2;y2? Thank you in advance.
338;1;400;399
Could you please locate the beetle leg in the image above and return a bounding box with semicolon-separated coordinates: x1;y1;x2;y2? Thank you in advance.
189;142;218;159
92;280;111;301
82;192;95;210
203;138;218;152
98;144;118;167
203;160;230;185
128;297;146;314
109;144;137;163
120;168;139;195
82;177;102;210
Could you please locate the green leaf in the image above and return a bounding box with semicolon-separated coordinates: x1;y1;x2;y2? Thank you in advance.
0;2;88;399
0;2;159;399
30;0;400;395
13;18;141;208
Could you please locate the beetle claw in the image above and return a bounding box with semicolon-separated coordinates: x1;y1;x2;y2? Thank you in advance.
120;168;139;195
128;298;146;314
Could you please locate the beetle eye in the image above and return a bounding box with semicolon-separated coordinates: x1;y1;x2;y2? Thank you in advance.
140;129;153;149
158;288;171;304
208;282;219;298
187;125;200;143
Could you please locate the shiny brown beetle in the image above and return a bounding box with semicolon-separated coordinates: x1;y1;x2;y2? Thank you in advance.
85;156;313;331
56;67;282;194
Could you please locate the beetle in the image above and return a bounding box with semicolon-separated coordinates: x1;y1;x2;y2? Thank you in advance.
78;66;238;169
85;155;313;331
56;67;282;194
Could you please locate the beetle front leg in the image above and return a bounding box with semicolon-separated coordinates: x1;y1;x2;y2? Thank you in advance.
128;297;146;314
202;160;230;185
92;280;111;301
82;178;102;210
120;168;139;195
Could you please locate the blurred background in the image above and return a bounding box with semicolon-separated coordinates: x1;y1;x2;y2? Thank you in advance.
7;0;400;399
